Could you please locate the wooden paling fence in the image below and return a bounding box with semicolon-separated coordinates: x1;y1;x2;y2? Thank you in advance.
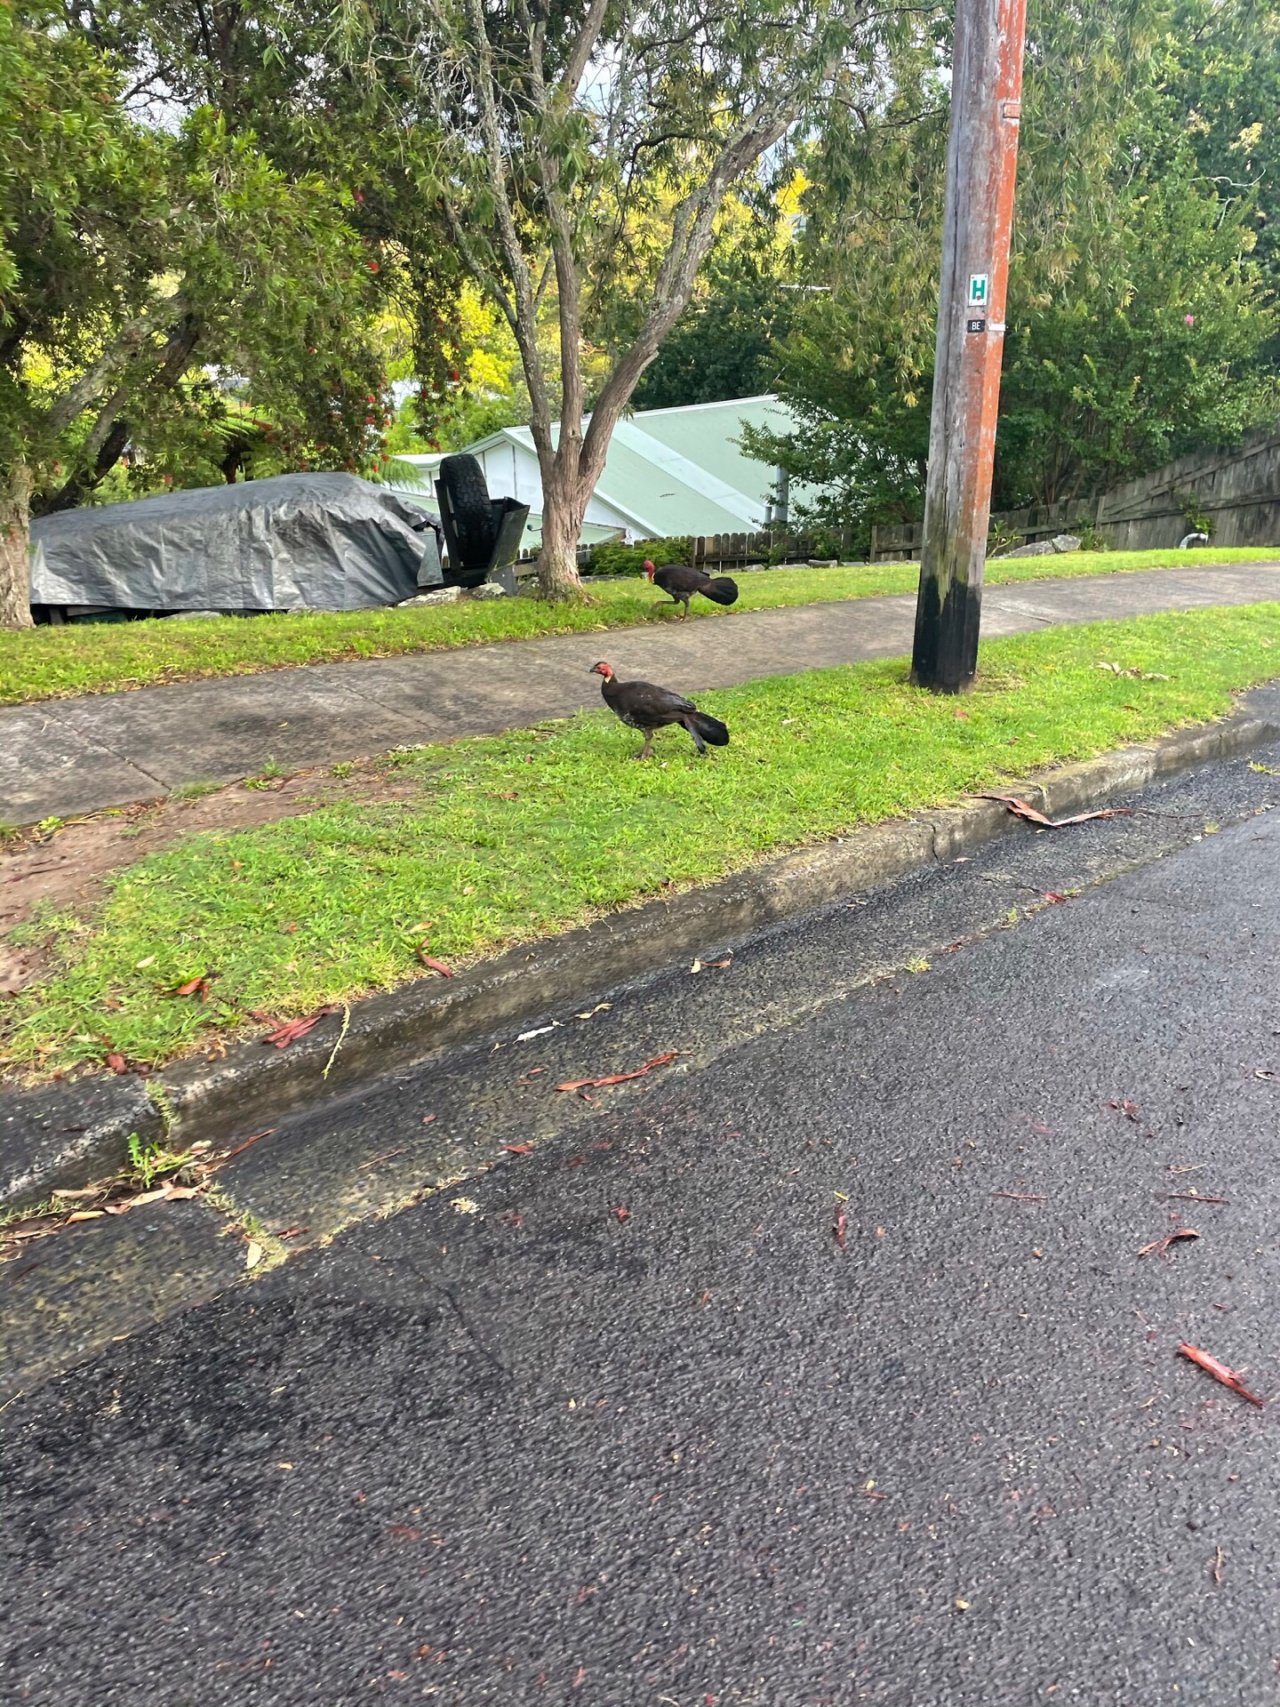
517;528;852;572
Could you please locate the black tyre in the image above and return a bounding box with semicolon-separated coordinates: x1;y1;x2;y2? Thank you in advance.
438;453;496;569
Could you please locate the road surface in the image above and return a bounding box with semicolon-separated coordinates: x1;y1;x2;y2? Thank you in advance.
3;743;1280;1705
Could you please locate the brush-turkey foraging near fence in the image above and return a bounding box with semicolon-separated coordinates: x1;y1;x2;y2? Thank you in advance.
644;560;739;619
589;661;730;760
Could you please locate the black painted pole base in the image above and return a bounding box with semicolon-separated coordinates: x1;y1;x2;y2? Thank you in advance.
910;572;983;693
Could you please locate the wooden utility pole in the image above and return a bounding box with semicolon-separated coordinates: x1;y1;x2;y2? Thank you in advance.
911;0;1028;692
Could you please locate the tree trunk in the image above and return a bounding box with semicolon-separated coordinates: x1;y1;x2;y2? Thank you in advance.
536;463;588;600
0;461;34;630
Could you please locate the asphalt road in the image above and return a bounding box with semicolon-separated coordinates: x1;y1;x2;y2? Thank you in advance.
4;747;1280;1706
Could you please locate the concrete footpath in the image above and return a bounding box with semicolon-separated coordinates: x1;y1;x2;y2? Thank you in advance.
4;561;1280;823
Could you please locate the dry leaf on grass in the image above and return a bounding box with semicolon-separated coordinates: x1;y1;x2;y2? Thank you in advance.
415;942;454;978
260;1007;338;1048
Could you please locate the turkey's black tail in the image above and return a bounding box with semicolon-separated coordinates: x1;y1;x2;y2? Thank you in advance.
682;710;730;753
703;576;739;606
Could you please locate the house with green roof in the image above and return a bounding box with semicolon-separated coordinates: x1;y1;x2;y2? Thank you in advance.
392;394;805;551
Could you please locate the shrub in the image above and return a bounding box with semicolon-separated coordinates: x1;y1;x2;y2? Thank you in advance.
586;536;694;577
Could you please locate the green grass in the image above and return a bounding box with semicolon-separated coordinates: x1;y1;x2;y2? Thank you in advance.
3;547;1276;707
5;602;1279;1079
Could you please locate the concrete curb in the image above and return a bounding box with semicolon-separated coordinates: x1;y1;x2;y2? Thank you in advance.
4;698;1279;1209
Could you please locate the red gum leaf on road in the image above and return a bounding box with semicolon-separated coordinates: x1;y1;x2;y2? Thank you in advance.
105;1052;128;1074
503;1143;535;1155
1107;1098;1141;1121
834;1205;848;1249
216;1128;275;1164
1043;892;1068;904
1177;1341;1265;1407
261;1007;338;1048
611;1205;631;1222
555;1051;677;1093
1138;1227;1200;1259
979;793;1133;830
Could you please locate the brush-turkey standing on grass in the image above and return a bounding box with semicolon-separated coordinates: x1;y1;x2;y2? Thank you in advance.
590;661;730;761
643;559;739;619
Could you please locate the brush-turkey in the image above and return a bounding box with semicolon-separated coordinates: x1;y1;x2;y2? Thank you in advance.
643;558;738;619
589;660;730;760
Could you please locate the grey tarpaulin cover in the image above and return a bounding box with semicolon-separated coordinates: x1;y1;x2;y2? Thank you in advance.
29;472;444;612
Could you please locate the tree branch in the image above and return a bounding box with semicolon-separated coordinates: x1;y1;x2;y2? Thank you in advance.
440;196;519;336
582;99;799;477
555;0;608;107
458;0;554;462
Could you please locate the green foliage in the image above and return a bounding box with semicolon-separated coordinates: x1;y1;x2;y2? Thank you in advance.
0;0;461;575
586;538;694;577
986;519;1024;558
752;0;1280;540
8;601;1280;1074
632;240;797;411
126;1132;194;1190
1175;493;1214;538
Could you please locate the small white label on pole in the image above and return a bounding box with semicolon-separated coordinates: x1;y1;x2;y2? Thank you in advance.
967;273;990;308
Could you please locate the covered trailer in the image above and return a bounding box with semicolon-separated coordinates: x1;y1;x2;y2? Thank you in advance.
28;472;445;620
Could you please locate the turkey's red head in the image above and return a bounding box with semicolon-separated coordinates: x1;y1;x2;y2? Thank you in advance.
643;559;656;581
589;660;614;680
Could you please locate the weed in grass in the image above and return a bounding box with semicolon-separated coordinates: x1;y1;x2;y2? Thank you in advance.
4;604;1279;1076
169;779;220;802
331;761;356;779
383;745;429;768
244;758;288;791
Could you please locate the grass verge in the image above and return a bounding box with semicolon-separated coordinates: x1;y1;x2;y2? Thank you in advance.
4;602;1278;1079
3;547;1276;706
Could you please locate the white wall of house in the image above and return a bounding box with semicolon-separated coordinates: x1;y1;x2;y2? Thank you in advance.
465;438;637;536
